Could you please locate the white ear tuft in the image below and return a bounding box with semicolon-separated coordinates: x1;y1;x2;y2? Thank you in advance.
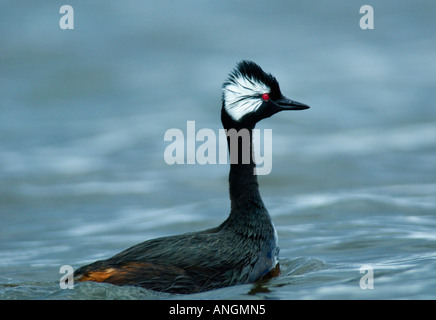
223;74;270;121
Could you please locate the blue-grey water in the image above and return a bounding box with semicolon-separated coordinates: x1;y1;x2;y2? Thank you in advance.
1;0;436;300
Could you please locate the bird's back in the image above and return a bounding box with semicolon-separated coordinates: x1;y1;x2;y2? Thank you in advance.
74;223;275;293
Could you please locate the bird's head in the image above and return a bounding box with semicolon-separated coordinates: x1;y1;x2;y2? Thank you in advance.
222;60;309;128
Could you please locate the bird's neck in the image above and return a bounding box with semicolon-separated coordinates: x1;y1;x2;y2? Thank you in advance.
221;119;272;236
226;126;264;209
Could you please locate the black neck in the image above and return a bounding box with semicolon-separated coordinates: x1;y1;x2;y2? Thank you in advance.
220;110;271;237
227;127;264;210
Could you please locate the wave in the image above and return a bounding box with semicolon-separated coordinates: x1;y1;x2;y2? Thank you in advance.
274;122;436;157
268;183;436;216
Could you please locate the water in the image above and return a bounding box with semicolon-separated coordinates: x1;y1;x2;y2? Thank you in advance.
1;0;436;300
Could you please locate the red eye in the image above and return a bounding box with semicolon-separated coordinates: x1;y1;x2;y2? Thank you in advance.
262;93;270;101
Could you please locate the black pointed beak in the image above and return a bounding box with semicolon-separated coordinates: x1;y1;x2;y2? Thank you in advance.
273;96;310;111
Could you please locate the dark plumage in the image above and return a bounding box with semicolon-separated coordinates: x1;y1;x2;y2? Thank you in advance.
74;60;309;294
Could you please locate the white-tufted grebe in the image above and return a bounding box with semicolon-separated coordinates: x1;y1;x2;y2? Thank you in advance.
74;60;310;294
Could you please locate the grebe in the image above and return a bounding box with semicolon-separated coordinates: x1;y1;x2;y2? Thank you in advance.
74;60;309;294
